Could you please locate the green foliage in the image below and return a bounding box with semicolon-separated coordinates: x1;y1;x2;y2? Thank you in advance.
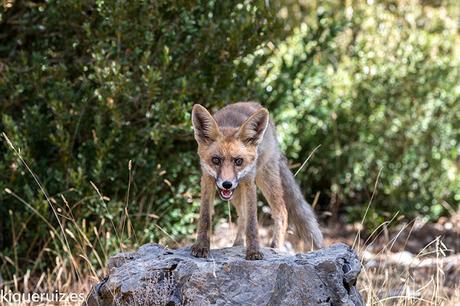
255;0;460;225
0;0;286;276
0;0;459;279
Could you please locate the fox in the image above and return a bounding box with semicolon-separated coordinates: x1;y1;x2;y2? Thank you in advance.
190;102;324;260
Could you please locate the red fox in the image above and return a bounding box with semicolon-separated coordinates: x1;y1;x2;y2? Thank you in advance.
191;102;324;260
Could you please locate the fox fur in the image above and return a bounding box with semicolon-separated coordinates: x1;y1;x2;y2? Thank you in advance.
191;102;324;260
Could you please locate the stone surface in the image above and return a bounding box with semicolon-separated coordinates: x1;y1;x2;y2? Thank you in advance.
85;243;364;306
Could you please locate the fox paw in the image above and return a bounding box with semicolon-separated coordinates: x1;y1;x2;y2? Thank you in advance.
245;249;264;260
191;240;210;258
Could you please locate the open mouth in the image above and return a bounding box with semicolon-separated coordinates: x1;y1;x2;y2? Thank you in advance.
218;188;234;200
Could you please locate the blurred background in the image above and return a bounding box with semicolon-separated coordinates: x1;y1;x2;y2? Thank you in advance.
1;0;459;303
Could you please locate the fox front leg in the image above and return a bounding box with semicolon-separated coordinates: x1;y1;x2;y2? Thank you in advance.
242;179;263;260
191;175;215;258
230;188;246;247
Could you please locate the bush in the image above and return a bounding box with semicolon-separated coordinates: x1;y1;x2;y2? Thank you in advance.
1;0;459;280
0;0;287;277
254;1;460;225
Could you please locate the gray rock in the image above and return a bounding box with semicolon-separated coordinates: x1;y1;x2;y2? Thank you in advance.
85;243;363;306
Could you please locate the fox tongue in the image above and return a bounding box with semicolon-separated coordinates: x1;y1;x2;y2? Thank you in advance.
221;189;231;197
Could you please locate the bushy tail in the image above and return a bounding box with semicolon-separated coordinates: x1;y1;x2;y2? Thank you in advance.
279;156;324;249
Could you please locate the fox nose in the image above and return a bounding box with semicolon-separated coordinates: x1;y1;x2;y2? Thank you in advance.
222;181;233;190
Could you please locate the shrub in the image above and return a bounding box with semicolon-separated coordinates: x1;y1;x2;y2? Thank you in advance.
254;1;460;225
1;0;459;281
0;0;287;277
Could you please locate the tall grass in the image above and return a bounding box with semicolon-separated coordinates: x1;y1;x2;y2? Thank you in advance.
1;132;459;305
1;133;136;297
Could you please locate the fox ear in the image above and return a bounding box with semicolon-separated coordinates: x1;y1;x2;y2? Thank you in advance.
192;104;220;145
238;108;269;145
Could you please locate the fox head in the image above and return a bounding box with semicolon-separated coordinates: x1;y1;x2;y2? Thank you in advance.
192;104;269;200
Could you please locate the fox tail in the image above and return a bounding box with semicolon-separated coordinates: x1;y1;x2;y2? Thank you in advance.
279;156;324;249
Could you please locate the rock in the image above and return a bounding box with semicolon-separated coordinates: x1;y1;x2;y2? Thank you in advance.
85;243;363;306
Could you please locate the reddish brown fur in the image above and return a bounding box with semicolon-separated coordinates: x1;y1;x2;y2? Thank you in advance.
191;102;324;260
197;134;257;180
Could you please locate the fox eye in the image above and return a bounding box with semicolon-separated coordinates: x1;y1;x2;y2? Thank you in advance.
211;156;221;166
234;158;243;166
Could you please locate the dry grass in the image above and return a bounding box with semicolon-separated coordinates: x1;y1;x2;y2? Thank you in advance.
1;133;129;304
2;221;459;305
1;132;459;305
355;229;459;305
212;217;460;306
